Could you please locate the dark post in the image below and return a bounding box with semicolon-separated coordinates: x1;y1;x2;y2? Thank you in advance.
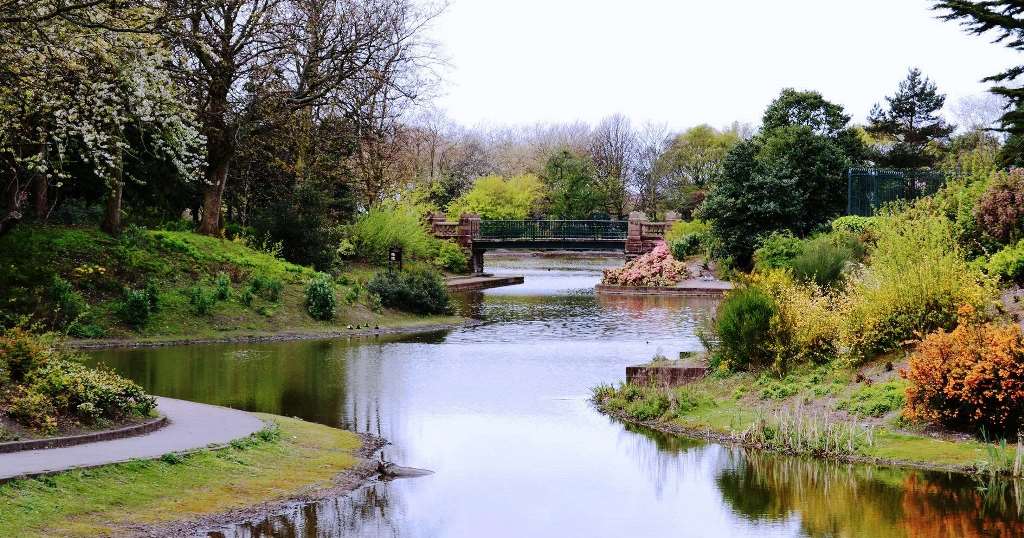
388;246;403;272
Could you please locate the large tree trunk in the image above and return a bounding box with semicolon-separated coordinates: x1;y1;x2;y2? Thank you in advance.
101;146;124;235
101;180;123;234
32;173;47;220
197;86;232;236
197;157;228;235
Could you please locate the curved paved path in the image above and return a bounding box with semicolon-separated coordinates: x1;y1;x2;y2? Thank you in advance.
0;397;265;481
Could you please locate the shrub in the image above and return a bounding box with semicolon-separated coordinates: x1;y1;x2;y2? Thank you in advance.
931;169;1000;258
250;275;284;302
1;330;155;430
625;391;670;421
434;240;469;274
664;219;710;245
987;240;1024;283
67;322;105;339
601;243;688;287
751;270;841;366
266;279;283;302
144;279;161;312
790;235;852;288
248;179;345;270
240;288;255;306
49;276;87;328
753;232;803;272
843;210;994;361
215;272;232;300
350;205;437;263
117;288;151;328
28;359;156;421
831;215;877;236
0;328;53;383
337;238;356;259
118;224;149;249
367;268;451;315
595;384;673;421
903;316;1024;435
670;234;702;260
7;387;57;433
304;273;336;321
710;286;781;372
188;286;215;315
344;286;360;305
975;168;1024;243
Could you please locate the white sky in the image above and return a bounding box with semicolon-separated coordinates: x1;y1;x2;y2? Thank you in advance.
428;0;1020;131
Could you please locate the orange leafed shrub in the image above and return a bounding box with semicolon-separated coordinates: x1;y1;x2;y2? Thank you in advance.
902;311;1024;435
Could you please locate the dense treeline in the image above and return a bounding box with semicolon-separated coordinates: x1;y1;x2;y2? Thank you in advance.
3;0;1023;280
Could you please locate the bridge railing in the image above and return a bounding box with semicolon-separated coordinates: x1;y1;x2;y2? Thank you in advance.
479;220;628;240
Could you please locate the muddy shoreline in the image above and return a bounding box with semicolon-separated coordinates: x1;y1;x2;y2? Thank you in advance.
595;401;987;477
69;319;481;351
124;433;390;537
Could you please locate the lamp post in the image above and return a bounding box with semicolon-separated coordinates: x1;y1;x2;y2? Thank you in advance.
388;246;403;273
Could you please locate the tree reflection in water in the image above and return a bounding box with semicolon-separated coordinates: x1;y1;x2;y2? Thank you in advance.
204;482;398;538
714;448;1024;537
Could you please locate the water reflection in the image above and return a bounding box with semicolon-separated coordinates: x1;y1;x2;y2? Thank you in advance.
206;484;398;538
715;449;1024;538
85;256;1024;537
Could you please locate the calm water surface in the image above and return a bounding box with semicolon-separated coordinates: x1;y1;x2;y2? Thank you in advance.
87;256;1024;537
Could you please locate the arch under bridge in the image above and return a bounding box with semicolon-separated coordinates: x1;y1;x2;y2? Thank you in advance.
429;212;678;273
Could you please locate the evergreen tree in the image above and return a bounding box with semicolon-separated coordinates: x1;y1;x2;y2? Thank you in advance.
934;1;1024;166
867;68;955;168
763;88;868;165
701;125;850;268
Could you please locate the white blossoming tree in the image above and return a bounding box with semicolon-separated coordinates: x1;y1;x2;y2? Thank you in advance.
0;2;204;234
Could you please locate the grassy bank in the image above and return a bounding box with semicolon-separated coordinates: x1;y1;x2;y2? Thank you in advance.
594;355;1024;475
0;225;462;343
0;414;375;537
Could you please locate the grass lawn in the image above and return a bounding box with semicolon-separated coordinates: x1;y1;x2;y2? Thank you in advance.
0;415;368;537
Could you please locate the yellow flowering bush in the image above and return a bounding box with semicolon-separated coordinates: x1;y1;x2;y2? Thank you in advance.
751;270;842;366
842;209;995;362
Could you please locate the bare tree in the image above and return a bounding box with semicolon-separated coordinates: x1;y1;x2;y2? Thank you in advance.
631;122;669;217
952;93;1008;135
162;0;442;232
589;114;637;219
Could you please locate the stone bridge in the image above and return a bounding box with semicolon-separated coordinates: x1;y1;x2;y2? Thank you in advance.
429;212;679;273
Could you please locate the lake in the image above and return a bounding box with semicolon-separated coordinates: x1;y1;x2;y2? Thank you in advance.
87;256;1024;537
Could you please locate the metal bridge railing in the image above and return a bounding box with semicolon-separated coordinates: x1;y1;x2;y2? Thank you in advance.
479;220;628;240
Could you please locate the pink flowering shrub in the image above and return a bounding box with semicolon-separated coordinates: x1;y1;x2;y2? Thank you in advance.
602;243;689;287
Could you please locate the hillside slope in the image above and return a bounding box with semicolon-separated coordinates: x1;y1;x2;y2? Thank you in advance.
0;225;461;342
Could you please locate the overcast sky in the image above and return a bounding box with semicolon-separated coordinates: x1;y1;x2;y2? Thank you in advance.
427;0;1019;131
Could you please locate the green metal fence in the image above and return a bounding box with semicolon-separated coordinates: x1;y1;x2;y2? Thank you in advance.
479;220;627;240
847;168;946;216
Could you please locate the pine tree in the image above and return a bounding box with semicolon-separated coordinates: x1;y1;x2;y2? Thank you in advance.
933;1;1024;166
866;68;955;168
